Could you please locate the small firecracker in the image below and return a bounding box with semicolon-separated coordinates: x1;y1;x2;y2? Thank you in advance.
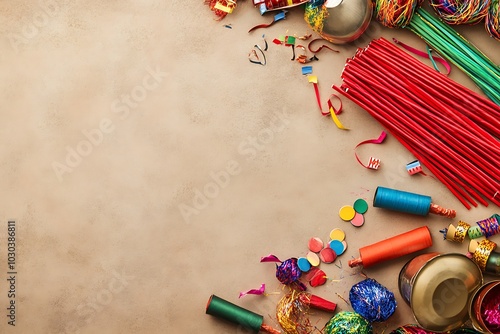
205;0;237;20
441;214;500;243
253;0;309;15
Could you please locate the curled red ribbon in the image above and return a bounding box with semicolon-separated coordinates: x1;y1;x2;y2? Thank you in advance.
354;131;387;169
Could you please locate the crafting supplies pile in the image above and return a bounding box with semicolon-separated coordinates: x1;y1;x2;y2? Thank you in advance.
204;0;499;333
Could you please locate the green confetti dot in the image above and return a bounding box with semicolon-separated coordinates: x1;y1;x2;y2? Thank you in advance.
353;198;369;214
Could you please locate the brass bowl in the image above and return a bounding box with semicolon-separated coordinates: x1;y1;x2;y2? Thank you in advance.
305;0;373;44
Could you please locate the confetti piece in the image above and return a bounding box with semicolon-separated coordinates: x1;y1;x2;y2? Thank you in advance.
354;131;387;169
248;10;287;33
214;1;235;13
260;254;281;262
248;44;266;66
302;66;313;75
353;198;368;214
339;205;356;221
308;237;324;253
310;269;328;287
367;157;381;170
308;38;339;54
320;247;337;263
307;75;318;84
285;35;296;46
351;212;365;227
329;240;345;255
406;160;423;175
239;283;266;298
328;95;348;130
306;251;320;267
329;228;345;241
297;257;312;272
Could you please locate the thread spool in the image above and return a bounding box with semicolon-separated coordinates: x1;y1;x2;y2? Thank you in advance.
373;186;456;218
206;295;281;333
349;226;433;268
399;253;483;332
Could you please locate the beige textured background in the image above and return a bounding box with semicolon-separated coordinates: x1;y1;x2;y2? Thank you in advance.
0;1;499;333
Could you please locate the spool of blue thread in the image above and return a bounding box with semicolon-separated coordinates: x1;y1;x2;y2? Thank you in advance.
373;186;456;218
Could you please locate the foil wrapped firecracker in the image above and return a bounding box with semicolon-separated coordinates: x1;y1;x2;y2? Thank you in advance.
253;0;308;14
276;290;337;333
442;214;500;243
206;295;281;333
469;239;500;275
204;0;238;20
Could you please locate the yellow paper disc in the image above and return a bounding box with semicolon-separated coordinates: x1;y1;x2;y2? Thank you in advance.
330;228;346;241
339;205;356;221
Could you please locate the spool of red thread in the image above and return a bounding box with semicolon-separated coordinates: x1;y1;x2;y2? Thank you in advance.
349;226;433;268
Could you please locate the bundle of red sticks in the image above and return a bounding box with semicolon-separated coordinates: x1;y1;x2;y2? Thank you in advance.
333;38;500;209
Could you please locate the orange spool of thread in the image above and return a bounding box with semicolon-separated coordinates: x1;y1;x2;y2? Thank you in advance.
349;226;433;268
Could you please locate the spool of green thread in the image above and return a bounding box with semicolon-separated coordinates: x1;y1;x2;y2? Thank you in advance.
206;295;263;333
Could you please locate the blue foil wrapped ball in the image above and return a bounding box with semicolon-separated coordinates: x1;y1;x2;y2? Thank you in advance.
349;278;397;322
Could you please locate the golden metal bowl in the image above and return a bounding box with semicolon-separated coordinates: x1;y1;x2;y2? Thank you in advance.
305;0;373;44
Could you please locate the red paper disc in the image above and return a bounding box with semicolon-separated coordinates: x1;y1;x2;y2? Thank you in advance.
310;269;327;287
308;237;324;253
319;247;337;263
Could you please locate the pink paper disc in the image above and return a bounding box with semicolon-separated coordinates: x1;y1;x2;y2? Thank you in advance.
351;212;365;227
